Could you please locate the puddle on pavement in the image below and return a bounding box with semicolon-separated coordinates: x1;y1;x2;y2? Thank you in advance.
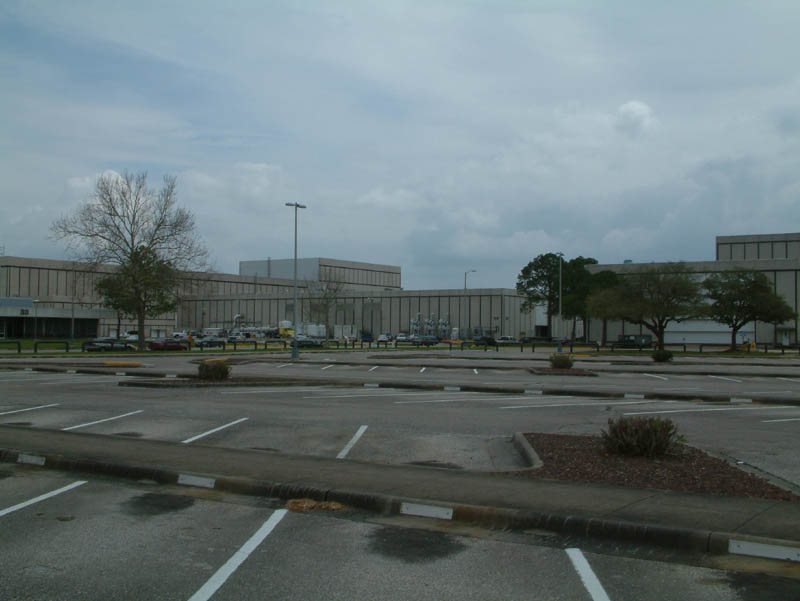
123;493;195;516
367;525;466;563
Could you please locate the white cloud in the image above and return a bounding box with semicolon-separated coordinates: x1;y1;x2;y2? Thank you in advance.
614;101;659;137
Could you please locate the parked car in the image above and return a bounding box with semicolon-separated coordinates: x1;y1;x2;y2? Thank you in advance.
294;334;322;347
196;335;226;348
361;332;374;342
227;332;249;342
413;335;439;346
123;331;139;342
377;333;393;342
498;336;518;345
149;338;188;351
473;335;497;346
84;337;135;352
395;333;409;342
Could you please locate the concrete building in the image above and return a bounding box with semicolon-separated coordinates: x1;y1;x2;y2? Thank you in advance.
0;255;541;340
586;233;800;346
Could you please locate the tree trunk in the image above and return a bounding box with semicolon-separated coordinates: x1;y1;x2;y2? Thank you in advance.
730;328;739;352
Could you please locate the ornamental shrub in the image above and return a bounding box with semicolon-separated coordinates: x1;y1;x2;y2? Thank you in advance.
198;360;231;380
549;353;573;369
651;349;674;362
602;416;683;458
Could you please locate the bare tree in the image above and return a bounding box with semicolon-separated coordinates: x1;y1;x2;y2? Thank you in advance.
302;279;345;339
51;171;209;349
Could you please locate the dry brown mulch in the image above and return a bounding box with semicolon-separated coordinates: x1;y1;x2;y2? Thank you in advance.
521;432;797;502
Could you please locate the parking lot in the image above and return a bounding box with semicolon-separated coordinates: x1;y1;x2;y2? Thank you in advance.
2;466;795;601
2;366;799;486
2;356;800;599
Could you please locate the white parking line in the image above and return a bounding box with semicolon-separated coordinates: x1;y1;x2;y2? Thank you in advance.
473;369;479;374
420;367;426;373
0;481;88;518
222;387;332;395
62;410;144;431
0;403;59;416
501;399;659;410
337;425;368;459
625;406;790;416
277;364;292;368
304;391;475;399
36;377;131;385
182;417;250;444
778;377;800;383
368;366;379;372
187;509;287;601
321;364;335;370
762;417;800;423
709;375;742;383
643;373;668;380
566;548;611;601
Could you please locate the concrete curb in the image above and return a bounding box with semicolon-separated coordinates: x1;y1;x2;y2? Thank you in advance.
3;446;799;560
511;432;542;469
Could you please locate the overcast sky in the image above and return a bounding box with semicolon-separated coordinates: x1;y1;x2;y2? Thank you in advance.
2;2;799;290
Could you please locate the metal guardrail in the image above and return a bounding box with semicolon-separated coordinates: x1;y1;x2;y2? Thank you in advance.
0;340;21;353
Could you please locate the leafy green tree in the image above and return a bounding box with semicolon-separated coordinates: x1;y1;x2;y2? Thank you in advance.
561;256;598;341
51;171;208;350
583;269;620;344
703;269;796;350
516;253;563;335
587;263;704;350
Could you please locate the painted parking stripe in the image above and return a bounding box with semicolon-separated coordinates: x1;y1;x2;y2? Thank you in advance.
0;481;88;518
368;366;379;372
337;425;368;459
321;364;335;370
778;377;800;383
0;403;59;416
473;369;479;374
501;399;664;410
304;391;475;399
222;387;333;395
62;410;144;431
419;367;426;373
182;418;249;444
762;417;800;423
643;373;668;380
187;510;287;601
625;406;791;416
709;375;742;383
277;364;292;368
37;377;131;385
566;548;612;601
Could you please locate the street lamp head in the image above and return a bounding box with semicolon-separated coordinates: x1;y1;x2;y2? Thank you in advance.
285;202;307;209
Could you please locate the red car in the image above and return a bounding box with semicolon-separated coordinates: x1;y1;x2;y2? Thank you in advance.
149;338;188;351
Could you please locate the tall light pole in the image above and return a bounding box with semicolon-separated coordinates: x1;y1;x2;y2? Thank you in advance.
286;202;306;359
464;269;476;290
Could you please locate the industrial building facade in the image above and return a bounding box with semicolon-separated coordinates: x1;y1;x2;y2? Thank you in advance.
0;256;540;340
4;232;797;344
586;233;800;346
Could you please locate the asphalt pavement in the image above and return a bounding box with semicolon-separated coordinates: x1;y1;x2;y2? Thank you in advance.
1;350;800;564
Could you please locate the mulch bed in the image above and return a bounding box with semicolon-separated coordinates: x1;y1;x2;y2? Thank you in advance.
521;432;797;502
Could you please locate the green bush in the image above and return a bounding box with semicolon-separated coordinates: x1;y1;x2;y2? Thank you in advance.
651;349;673;362
549;353;573;369
198;360;231;380
602;416;683;458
